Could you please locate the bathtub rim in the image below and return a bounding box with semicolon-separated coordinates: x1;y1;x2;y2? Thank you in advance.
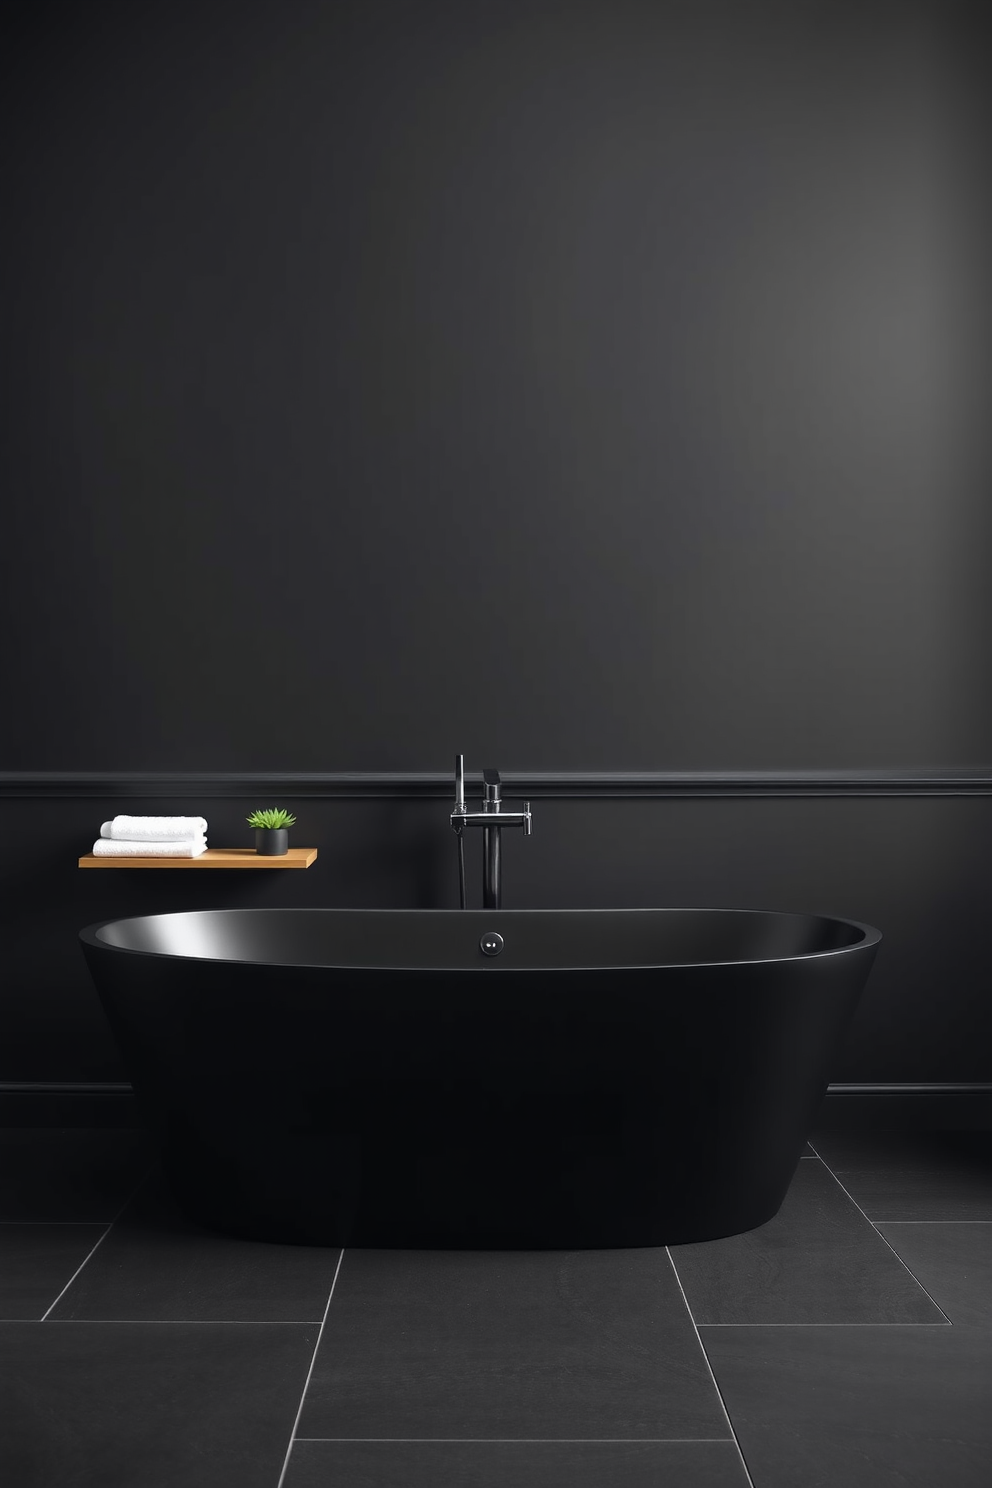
79;905;881;974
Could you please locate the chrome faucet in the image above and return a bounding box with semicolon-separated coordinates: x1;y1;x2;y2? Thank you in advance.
450;754;531;909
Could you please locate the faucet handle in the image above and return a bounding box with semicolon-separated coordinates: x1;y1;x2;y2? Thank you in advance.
523;801;532;835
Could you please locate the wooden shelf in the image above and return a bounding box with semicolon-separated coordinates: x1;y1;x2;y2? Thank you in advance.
78;847;318;869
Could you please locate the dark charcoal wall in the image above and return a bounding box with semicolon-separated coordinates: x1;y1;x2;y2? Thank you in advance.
1;2;990;1085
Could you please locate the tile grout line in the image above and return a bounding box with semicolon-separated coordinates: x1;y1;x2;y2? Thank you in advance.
665;1247;756;1488
38;1163;156;1322
697;1322;951;1327
807;1146;954;1324
39;1190;141;1321
877;1220;992;1225
276;1247;346;1488
292;1437;737;1443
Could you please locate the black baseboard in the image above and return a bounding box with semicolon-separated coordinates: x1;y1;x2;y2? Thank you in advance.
2;1082;991;1130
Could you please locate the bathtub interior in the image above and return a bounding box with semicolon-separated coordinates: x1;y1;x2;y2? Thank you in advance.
87;906;873;971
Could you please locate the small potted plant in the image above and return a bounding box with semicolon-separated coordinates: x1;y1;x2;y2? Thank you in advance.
246;807;297;857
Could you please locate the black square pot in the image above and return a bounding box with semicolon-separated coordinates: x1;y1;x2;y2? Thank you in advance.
254;828;289;856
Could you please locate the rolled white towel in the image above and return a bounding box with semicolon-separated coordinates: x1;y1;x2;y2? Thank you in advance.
92;836;208;857
107;815;208;841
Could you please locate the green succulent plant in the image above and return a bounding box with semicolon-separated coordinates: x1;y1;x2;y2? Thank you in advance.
246;808;297;830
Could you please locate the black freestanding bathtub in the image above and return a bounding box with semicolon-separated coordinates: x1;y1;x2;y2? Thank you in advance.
81;907;879;1248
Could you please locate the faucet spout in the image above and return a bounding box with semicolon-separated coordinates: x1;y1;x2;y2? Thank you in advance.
450;758;532;909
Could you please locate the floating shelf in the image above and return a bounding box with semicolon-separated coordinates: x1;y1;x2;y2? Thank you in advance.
78;847;318;869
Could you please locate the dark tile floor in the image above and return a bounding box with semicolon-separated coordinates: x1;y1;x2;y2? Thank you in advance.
1;1126;990;1487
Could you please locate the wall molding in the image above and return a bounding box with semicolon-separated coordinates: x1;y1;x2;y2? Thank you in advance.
2;1082;990;1130
3;770;992;800
3;1081;987;1096
816;1082;992;1131
825;1083;992;1096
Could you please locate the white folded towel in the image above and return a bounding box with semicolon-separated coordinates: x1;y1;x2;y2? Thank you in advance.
92;836;208;857
105;816;208;841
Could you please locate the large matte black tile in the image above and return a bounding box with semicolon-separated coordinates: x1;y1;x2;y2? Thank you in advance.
284;1440;749;1487
0;1128;150;1220
0;1320;317;1487
876;1223;992;1326
670;1159;944;1324
0;1223;105;1319
50;1169;342;1321
705;1324;992;1488
300;1249;729;1441
810;1130;992;1219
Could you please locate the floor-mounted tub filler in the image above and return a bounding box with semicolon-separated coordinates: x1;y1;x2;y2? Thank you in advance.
80;905;879;1248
